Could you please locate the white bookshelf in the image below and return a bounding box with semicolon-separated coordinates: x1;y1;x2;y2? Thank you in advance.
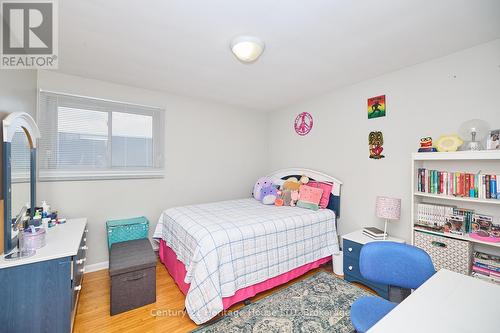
413;192;500;206
412;150;500;161
411;151;500;255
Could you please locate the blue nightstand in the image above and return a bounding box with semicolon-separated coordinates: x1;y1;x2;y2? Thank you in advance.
342;230;405;300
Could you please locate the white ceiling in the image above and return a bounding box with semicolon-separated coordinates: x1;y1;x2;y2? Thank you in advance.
58;0;500;111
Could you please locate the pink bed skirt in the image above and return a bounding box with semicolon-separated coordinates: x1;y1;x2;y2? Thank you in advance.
158;239;331;310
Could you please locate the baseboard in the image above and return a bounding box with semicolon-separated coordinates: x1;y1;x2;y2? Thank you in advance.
85;261;109;273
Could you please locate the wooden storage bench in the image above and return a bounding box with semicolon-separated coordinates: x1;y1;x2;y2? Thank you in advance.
109;239;157;315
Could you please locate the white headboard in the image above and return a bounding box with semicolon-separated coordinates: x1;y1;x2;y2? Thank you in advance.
266;168;342;196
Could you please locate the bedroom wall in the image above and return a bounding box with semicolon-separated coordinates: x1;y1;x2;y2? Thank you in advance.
267;39;500;243
36;71;268;268
0;71;37;115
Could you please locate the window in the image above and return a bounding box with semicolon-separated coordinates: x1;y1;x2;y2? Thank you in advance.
38;91;164;180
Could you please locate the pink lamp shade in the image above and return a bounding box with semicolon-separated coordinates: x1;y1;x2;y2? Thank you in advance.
376;196;401;220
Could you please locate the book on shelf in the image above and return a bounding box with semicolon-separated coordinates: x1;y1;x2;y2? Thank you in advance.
416;168;499;200
474;262;500;273
474;251;500;267
472;265;500;278
472;251;500;285
472;271;500;285
415;202;500;237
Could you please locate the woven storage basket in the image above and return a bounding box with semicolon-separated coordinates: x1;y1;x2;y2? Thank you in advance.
106;216;149;249
414;231;472;275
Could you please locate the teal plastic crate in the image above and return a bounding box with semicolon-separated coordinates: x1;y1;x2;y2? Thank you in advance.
106;216;149;249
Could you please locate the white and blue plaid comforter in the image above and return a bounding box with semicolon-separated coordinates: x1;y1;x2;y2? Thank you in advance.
153;198;339;324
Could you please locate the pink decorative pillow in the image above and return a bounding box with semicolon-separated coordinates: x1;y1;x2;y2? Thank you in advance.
307;181;333;209
297;185;323;210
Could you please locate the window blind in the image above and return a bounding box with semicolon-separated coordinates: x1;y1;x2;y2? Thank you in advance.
11;128;31;182
38;91;164;181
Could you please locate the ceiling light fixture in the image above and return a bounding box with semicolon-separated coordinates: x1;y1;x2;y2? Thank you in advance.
230;36;265;63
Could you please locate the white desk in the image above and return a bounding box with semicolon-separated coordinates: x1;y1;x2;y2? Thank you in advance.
367;269;500;333
0;217;87;269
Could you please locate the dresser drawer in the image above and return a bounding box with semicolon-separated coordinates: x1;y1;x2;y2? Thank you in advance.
72;225;88;311
343;239;363;259
74;230;87;283
343;256;362;277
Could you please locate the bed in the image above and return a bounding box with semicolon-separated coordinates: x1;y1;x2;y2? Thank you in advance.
153;168;342;324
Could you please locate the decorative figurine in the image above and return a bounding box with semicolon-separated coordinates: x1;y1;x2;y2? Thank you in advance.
418;137;438;152
369;131;385;159
435;135;463;152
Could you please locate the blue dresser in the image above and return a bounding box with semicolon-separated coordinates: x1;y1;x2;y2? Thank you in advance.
0;218;88;333
343;230;405;300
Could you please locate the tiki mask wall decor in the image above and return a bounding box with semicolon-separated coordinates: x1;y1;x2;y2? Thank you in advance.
369;131;385;159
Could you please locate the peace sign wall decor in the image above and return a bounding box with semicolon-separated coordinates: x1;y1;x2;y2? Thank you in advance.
294;112;313;136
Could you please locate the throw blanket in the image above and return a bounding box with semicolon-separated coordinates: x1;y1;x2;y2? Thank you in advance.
153;198;339;324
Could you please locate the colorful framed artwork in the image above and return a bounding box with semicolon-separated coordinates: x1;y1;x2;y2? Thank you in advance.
487;129;500;150
367;95;386;119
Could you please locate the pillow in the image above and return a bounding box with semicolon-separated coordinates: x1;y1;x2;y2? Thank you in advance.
253;177;273;200
296;185;323;211
307;181;333;208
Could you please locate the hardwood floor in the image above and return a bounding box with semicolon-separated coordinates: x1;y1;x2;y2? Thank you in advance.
74;261;373;333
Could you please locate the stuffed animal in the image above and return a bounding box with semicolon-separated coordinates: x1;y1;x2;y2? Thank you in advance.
282;177;301;191
281;189;292;206
253;177;273;201
275;191;284;206
299;175;309;184
261;186;278;205
289;190;299;207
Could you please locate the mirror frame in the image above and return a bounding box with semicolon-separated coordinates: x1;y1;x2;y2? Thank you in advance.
2;112;41;254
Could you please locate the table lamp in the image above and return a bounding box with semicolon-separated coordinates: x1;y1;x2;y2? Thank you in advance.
376;196;401;240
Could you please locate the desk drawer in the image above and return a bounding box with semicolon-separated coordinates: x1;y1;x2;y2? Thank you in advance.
343;239;362;259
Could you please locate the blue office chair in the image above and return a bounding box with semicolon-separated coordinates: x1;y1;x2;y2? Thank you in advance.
350;242;435;333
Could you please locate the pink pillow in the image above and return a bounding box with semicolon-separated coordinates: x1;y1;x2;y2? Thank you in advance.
307;181;333;208
297;185;324;210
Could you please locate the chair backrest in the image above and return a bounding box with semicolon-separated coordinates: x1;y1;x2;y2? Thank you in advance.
359;241;435;290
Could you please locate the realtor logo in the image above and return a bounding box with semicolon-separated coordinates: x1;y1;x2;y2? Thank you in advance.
1;0;58;69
